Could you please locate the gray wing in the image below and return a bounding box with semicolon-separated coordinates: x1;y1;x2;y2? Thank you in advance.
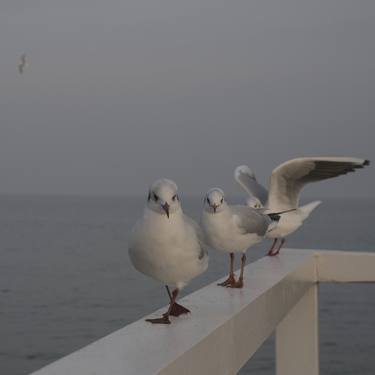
231;205;270;236
234;165;268;205
267;157;369;211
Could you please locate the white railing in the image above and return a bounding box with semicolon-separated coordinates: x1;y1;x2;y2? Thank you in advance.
30;249;375;375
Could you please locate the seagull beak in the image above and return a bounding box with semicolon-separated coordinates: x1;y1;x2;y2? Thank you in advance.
162;202;170;218
212;204;218;213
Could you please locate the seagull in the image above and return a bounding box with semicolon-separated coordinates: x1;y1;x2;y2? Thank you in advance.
200;188;280;288
128;178;209;324
18;54;28;74
235;157;370;256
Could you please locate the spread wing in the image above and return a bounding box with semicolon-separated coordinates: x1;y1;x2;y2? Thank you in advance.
267;157;369;211
234;165;268;205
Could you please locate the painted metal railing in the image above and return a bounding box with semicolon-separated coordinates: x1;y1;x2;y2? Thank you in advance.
30;249;375;375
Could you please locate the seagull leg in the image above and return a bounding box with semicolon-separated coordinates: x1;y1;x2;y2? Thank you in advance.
218;252;236;286
227;253;246;288
272;238;285;256
267;239;278;256
166;285;190;316
146;288;180;324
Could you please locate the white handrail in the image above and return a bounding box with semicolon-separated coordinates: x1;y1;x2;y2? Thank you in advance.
30;249;375;375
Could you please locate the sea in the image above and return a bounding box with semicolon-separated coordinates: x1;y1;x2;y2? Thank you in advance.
0;195;374;375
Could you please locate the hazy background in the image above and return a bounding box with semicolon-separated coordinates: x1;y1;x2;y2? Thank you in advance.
1;3;375;374
1;0;374;197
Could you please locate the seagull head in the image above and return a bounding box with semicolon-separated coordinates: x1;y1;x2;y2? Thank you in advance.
147;179;181;218
204;188;226;214
246;196;263;209
234;165;256;179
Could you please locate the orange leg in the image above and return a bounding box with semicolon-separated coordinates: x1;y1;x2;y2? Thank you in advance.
271;238;285;256
165;285;190;316
146;288;179;324
218;253;237;286
227;254;246;288
267;239;278;256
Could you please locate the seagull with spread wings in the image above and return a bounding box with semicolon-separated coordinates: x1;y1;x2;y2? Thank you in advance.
235;157;370;256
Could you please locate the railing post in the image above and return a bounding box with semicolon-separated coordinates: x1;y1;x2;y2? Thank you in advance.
276;284;319;375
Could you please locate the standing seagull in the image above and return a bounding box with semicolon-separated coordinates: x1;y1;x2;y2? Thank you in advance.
201;188;280;288
129;179;208;324
235;157;370;256
18;54;28;74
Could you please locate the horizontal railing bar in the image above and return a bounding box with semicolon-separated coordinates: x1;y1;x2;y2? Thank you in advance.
29;249;375;375
313;250;375;282
30;250;316;375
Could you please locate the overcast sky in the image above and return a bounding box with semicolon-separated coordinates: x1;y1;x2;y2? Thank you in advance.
0;0;374;198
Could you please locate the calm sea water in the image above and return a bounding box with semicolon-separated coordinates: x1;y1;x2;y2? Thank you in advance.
0;195;374;375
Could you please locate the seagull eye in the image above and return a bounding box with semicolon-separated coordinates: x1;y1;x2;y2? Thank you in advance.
220;197;224;204
172;194;178;201
206;197;210;205
153;193;159;201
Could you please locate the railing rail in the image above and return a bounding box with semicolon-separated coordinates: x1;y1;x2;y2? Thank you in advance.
30;249;375;375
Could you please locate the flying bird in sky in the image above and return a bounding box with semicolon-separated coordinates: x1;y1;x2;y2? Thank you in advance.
18;54;28;74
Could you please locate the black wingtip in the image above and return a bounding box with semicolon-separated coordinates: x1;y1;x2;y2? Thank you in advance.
364;159;370;166
268;213;281;222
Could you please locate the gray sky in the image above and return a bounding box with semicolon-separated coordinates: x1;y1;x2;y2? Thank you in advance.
1;0;374;198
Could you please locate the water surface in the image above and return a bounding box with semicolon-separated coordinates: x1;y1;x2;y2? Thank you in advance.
0;195;374;374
